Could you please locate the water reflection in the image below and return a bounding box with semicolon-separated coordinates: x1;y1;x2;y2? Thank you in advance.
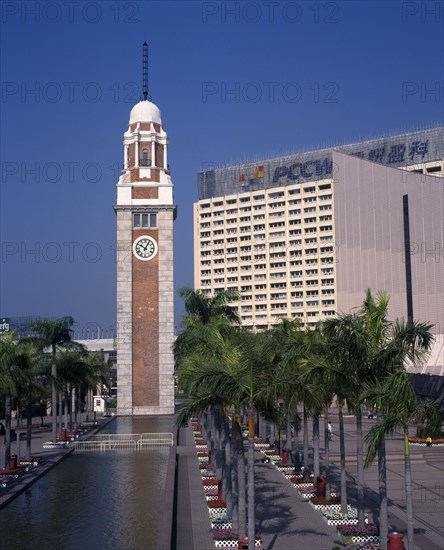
0;416;174;550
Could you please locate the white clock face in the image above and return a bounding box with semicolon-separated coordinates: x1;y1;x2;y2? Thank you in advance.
133;236;158;261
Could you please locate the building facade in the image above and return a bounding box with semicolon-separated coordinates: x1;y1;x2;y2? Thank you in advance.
194;127;444;336
114;100;176;415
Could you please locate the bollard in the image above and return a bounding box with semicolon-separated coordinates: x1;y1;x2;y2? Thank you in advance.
387;532;405;549
238;539;248;550
316;475;326;497
282;448;287;462
217;480;223;499
9;454;17;470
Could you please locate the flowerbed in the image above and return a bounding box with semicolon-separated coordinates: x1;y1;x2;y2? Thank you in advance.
337;523;378;537
254;441;272;449
211;518;232;529
310;495;340;506
212;530;262;548
262;449;280;457
289;476;314;485
275;465;295;473
203;479;219;486
209;507;228;517
309;496;348;511
408;437;444;446
322;509;368;526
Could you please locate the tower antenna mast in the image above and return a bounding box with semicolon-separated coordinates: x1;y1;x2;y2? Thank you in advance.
143;41;148;101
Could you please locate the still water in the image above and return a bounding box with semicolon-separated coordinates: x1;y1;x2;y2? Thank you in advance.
0;416;174;550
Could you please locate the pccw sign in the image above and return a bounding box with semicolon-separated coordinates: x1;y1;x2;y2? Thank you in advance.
0;318;11;334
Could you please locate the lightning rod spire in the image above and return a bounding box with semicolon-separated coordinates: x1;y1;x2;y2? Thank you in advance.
143;41;148;101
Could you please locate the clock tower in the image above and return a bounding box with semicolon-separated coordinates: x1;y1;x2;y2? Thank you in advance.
114;48;176;415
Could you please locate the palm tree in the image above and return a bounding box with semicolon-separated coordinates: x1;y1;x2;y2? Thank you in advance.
13;339;46;456
31;317;74;441
322;313;372;523
0;332;27;467
364;319;434;550
177;323;272;550
178;287;240;325
176;288;244;539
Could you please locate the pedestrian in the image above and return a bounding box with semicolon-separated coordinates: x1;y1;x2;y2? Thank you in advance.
426;436;432;447
327;421;333;441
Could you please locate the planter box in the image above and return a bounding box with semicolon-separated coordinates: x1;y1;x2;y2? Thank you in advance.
301;491;337;499
409;442;444;447
310;502;351;512
213;538;262;548
351;535;379;543
292;481;314;488
211;519;232;529
276;465;295;472
300;492;316;499
209;507;227;517
322;511;368;526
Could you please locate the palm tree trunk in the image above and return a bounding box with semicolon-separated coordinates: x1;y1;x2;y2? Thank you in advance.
74;387;79;429
313;414;320;479
356;408;365;526
247;405;256;550
64;386;69;434
26;393;32;456
378;437;388;550
223;413;232;518
4;395;12;467
339;404;347;514
303;407;309;471
285;412;292;464
51;361;57;441
236;421;247;541
324;412;331;499
293;413;299;466
69;387;74;431
404;427;414;550
231;415;239;537
16;405;21;462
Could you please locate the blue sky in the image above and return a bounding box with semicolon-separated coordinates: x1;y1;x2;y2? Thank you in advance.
1;0;443;336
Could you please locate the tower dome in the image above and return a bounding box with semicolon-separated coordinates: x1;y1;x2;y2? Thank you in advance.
129;100;162;125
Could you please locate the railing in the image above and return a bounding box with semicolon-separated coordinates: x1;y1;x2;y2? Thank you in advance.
73;433;174;452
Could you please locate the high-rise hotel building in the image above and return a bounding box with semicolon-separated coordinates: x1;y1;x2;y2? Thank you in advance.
193;127;444;336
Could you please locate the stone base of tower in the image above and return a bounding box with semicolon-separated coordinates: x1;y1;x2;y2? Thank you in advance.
116;355;175;416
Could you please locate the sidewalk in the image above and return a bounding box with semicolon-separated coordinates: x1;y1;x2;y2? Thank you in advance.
175;423;215;550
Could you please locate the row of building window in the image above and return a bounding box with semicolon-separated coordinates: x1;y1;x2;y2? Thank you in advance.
199;184;333;210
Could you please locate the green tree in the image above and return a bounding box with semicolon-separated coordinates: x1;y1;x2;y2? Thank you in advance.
31;317;74;441
364;320;434;550
0;332;27;467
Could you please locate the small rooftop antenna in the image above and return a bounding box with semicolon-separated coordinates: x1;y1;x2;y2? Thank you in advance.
142;41;148;101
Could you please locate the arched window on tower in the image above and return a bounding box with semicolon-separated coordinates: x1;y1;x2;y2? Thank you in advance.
140;148;150;167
